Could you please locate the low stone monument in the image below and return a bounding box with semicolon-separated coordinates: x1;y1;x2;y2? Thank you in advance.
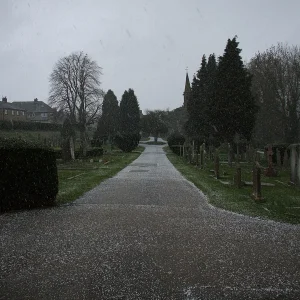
283;149;289;169
289;144;300;186
200;144;204;169
234;165;242;188
264;145;277;177
252;163;263;201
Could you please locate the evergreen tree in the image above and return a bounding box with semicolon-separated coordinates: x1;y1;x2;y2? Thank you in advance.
185;55;208;141
213;36;257;143
120;89;140;134
94;89;119;144
206;54;219;142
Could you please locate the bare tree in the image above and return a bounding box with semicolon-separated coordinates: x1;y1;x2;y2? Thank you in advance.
248;43;300;144
49;52;104;155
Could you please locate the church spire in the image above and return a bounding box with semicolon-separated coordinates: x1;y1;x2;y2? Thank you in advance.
183;70;191;108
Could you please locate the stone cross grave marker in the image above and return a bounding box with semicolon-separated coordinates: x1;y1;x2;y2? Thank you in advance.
264;145;277;177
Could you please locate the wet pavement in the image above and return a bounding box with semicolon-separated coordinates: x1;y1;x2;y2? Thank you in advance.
1;143;300;299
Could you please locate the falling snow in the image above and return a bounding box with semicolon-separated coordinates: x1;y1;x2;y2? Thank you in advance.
1;141;300;299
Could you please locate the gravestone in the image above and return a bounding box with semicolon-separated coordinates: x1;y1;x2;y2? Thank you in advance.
214;152;220;179
276;149;282;168
264;145;277;177
289;144;300;186
188;146;192;164
283;149;289;168
234;165;242;188
252;163;263;201
200;144;204;169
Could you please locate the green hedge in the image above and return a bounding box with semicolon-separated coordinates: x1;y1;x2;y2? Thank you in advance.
0;138;58;212
0;120;62;131
167;132;185;155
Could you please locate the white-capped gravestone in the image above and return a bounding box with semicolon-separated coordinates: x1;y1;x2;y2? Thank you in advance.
289;144;300;186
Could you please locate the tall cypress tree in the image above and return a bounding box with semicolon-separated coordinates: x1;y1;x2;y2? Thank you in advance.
213;36;257;143
120;88;140;134
185;55;208;141
94;89;119;143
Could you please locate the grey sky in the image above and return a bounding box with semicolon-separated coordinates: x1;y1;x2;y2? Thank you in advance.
0;0;300;112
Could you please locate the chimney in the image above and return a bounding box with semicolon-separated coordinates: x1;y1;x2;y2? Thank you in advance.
34;98;38;103
2;97;7;103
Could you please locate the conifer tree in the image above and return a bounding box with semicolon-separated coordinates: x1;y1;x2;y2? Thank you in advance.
213;36;257;143
120;89;140;134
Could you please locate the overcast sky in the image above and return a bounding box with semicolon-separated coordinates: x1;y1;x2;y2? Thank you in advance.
1;0;300;112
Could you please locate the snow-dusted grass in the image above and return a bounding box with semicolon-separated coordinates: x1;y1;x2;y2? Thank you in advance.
165;147;300;224
56;146;145;205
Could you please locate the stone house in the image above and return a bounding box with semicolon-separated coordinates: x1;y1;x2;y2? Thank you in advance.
0;97;26;121
12;98;55;123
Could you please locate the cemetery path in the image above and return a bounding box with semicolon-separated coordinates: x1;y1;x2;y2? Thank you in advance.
1;143;300;299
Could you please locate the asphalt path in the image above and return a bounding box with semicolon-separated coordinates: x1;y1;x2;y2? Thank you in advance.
1;142;300;299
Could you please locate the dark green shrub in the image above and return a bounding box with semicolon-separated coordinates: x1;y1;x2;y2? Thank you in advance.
0;138;58;212
167;132;185;155
0;120;62;131
115;133;140;152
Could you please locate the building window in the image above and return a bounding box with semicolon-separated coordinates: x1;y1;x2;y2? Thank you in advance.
4;109;8;115
17;111;19;116
41;112;48;117
22;111;25;116
12;110;14;115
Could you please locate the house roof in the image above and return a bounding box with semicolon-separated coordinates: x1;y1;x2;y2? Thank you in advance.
12;101;54;113
0;102;26;111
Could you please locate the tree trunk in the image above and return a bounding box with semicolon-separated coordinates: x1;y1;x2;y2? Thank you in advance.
80;127;88;157
70;136;75;160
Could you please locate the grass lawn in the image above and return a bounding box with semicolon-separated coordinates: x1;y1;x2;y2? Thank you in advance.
165;147;300;224
56;146;144;205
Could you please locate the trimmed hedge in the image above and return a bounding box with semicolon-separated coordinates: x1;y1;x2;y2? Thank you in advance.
0;120;62;131
0;138;58;212
167;132;185;155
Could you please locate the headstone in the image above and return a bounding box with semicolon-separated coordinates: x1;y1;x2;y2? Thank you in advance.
252;163;263;201
276;148;282;168
214;152;220;179
289;144;300;186
264;145;277;177
192;140;195;160
188;146;192;164
283;149;289;169
200;145;204;169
